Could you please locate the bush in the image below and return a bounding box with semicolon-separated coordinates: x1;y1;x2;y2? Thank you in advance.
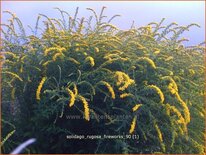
1;7;205;153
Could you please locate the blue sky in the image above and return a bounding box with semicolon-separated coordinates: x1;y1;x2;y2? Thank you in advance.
1;1;205;46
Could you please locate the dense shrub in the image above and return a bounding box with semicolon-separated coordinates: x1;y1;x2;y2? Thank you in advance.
1;7;205;153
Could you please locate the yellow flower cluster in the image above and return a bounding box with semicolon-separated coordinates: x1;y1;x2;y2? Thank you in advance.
67;88;75;107
94;47;99;53
85;56;95;67
132;104;142;112
43;60;52;67
154;48;160;54
130;66;136;70
104;53;119;60
78;95;90;121
138;57;156;69
44;46;66;56
111;50;122;54
188;69;195;76
73;84;78;96
161;76;178;95
52;53;63;61
2;51;18;59
36;77;47;100
175;93;190;124
20;55;27;62
67;57;80;65
147;85;165;103
115;71;135;91
154;122;166;152
135;42;145;50
100;81;115;99
162;76;190;124
129;116;137;134
120;93;133;99
168;83;178;95
165;56;173;61
172;108;185;125
3;71;23;82
120;58;128;61
154;123;163;142
166;104;185;125
165;104;170;115
146;25;152;34
4;60;14;65
140;34;154;40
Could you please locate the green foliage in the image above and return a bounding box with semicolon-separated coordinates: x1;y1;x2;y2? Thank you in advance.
1;7;205;154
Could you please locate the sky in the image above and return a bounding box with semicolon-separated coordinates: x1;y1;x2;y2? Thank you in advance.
1;1;205;46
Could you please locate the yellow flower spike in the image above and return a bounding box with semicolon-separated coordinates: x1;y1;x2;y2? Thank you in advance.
44;47;66;56
20;55;27;62
161;76;178;94
2;52;18;59
73;84;78;96
168;83;177;95
154;48;160;54
115;71;124;86
120;58;128;61
114;71;135;91
175;93;190;124
120;93;134;99
147;85;165;103
78;95;90;121
178;126;184;136
146;25;152;33
199;112;204;118
67;57;80;65
3;71;23;82
111;50;122;54
165;56;173;61
94;47;99;53
188;69;195;76
104;54;119;60
52;53;64;61
135;42;144;49
162;75;190;124
99;81;115;99
165;104;171;116
67;88;75;107
155;123;163;141
132;104;142;112
167;104;186;125
85;56;95;67
43;60;52;67
75;47;80;52
131;66;136;70
119;79;135;91
129;116;137;134
137;45;146;50
36;77;47;101
137;57;156;69
154;122;166;152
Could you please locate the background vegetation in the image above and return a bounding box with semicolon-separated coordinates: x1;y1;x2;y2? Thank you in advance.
0;7;205;154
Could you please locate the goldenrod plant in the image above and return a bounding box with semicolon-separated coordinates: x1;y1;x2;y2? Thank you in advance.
1;7;205;153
